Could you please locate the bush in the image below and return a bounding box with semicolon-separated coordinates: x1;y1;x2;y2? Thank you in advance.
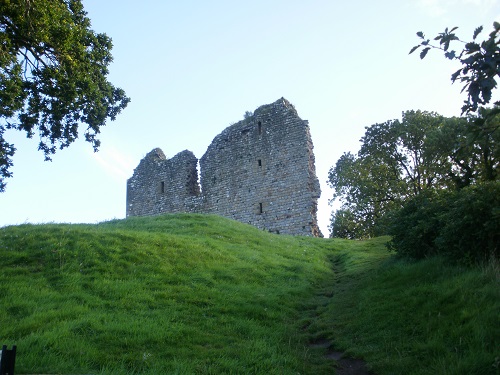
330;208;391;239
388;182;500;264
386;190;448;259
329;209;366;239
437;182;500;263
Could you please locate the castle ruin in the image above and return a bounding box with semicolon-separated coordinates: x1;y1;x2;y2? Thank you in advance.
126;98;322;237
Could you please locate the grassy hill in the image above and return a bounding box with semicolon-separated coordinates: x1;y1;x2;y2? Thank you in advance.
0;214;498;374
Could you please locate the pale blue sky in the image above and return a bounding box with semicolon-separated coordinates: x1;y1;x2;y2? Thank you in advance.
1;0;499;235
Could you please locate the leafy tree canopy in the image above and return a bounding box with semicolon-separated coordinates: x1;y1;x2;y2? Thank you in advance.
0;0;130;191
410;22;500;115
329;111;448;238
328;109;499;238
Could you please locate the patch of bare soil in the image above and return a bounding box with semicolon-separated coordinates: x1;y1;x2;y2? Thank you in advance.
309;338;374;375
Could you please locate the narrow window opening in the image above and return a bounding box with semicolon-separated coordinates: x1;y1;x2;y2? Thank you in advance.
160;181;165;194
259;203;263;214
258;159;262;167
196;160;202;194
258;121;262;135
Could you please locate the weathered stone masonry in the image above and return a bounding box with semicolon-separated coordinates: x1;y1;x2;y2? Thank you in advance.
127;98;322;237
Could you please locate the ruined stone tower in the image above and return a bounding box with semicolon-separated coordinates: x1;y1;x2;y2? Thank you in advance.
126;98;322;237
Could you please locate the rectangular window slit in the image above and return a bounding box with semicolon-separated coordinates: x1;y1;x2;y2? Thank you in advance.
258;159;262;167
259;203;263;214
160;181;165;193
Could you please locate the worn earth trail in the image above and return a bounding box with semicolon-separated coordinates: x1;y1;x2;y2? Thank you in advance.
304;254;375;375
309;338;374;375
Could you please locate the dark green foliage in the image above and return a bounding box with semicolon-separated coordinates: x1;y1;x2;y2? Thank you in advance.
328;151;397;238
469;107;500;181
329;108;499;241
388;181;500;263
386;190;449;259
411;22;500;114
328;209;364;239
436;182;500;262
328;110;454;238
0;0;130;191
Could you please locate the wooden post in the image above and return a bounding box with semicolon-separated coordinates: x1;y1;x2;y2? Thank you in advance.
0;345;16;375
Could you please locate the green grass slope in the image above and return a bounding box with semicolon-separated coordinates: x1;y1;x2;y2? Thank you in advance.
0;214;337;374
0;214;498;374
312;239;500;375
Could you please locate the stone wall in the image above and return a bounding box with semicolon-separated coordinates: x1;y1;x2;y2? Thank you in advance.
126;149;200;217
126;98;322;237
